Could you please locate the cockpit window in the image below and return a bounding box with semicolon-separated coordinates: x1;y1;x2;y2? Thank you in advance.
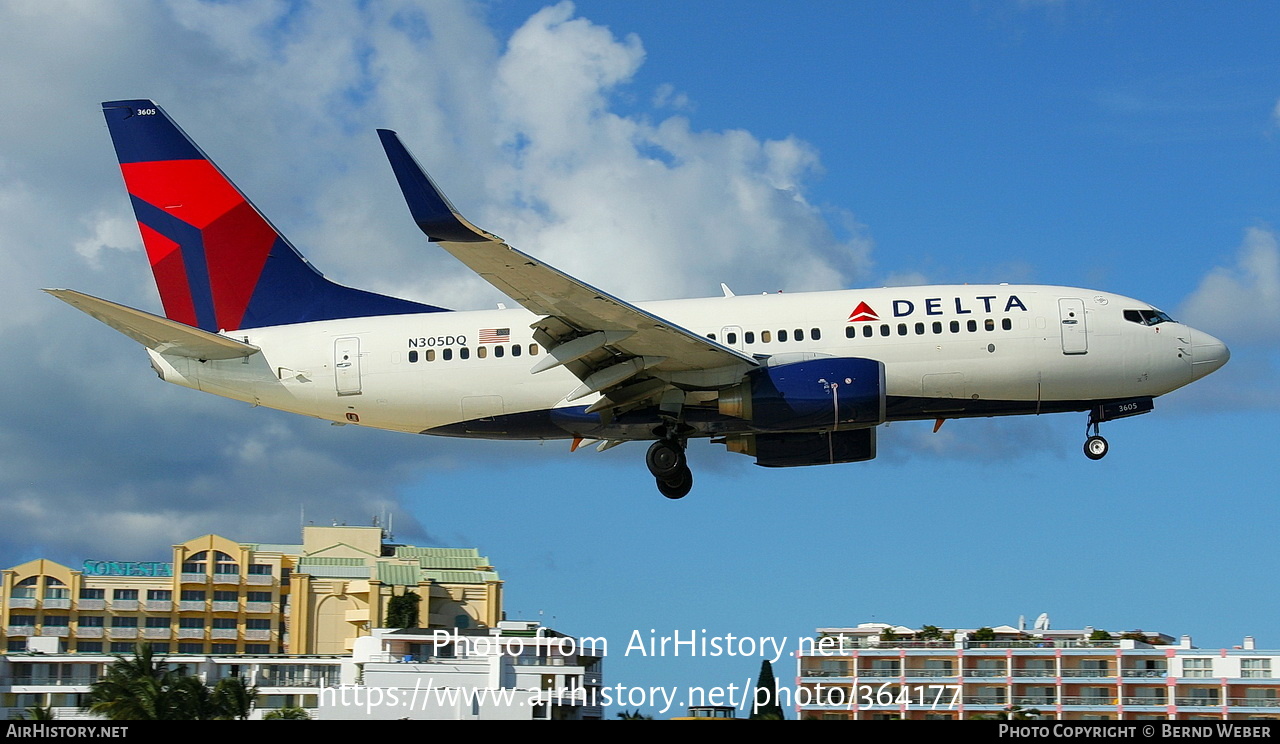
1124;309;1175;326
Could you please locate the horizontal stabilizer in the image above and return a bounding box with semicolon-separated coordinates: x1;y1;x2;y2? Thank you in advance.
44;289;259;360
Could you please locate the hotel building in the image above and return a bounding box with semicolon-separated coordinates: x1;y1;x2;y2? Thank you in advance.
1;525;502;657
796;622;1279;721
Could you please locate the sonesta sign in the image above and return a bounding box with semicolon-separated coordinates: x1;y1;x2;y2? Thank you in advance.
81;560;173;577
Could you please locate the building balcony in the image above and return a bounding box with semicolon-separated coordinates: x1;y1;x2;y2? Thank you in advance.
212;573;242;585
245;602;273;614
211;629;238;640
212;601;239;613
39;627;69;637
110;600;138;611
905;668;957;678
108;628;139;639
1012;669;1056;677
962;697;1008;706
1227;698;1280;708
1175;697;1222;707
177;628;205;639
76;599;105;611
344;608;369;623
143;628;171;639
1121;669;1168;678
858;669;901;678
143;600;173;612
963;669;1007;678
1060;669;1113;678
6;625;36;636
800;669;850;678
7;598;37;609
180;573;208;584
1122;697;1167;706
43;599;71;610
1013;696;1056;706
178;601;206;612
245;574;273;586
1061;696;1117;706
75;627;104;639
244;630;271;641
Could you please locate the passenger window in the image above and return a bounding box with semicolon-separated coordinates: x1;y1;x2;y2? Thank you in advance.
880;325;890;337
811;328;821;340
727;332;738;345
897;324;907;336
984;319;995;331
950;321;960;334
511;344;521;357
708;333;716;341
915;323;925;335
529;344;539;355
1002;318;1012;331
460;347;470;359
967;320;977;332
762;330;772;343
408;350;419;363
443;348;453;361
794;329;804;341
478;346;487;359
495;346;505;358
932;322;942;334
862;325;872;338
745;332;755;344
779;330;789;342
846;326;856;339
426;349;436;362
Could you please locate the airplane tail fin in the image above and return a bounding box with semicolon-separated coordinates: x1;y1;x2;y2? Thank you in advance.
100;99;448;332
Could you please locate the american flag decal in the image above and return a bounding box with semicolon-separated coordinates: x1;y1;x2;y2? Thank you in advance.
479;328;510;343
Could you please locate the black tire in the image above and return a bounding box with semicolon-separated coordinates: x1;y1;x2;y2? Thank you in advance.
1084;435;1109;460
656;466;693;500
646;439;685;479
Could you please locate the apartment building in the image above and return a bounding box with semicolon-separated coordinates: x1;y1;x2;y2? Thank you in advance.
796;622;1279;721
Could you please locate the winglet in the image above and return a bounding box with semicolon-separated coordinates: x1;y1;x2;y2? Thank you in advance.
377;129;500;243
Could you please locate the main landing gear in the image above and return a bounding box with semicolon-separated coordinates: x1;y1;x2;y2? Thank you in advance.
647;437;692;499
1083;410;1109;461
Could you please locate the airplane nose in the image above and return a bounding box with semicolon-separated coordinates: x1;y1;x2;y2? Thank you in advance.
1190;331;1230;380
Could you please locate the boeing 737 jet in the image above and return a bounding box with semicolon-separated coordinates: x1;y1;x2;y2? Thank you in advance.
48;100;1230;498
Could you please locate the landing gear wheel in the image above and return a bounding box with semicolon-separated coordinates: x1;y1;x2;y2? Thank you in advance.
1084;435;1109;460
656;466;693;499
646;439;685;479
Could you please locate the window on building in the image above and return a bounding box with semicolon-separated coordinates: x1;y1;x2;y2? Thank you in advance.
280;568;292;587
150;643;171;653
246;591;272;603
179;618;204;629
211;644;237;654
147;590;172;601
110;642;136;653
43;615;70;627
11;577;38;599
79;616;104;628
145;617;170;628
76;642;103;653
43;578;69;599
247;565;272;576
245;619;271;631
110;617;138;628
213;552;238;574
181;590;206;602
212;618;237;630
79;588;105;600
244;644;271;654
1183;658;1213;678
7;640;27;651
1243;659;1273;678
10;614;37;626
214;591;238;602
112;589;138;601
178;643;205;654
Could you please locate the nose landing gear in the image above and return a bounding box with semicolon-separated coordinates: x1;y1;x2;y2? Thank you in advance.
647;436;692;499
1083;407;1110;460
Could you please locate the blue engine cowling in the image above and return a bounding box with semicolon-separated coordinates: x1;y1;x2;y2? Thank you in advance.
717;357;886;431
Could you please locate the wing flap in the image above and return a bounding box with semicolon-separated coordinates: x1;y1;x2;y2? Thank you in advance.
45;289;260;360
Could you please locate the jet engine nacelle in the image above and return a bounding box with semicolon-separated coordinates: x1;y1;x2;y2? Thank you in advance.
717;357;886;431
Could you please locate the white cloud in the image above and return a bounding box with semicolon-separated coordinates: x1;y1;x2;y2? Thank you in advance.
1181;226;1280;344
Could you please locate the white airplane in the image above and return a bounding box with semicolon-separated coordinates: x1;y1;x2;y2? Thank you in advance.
49;100;1230;498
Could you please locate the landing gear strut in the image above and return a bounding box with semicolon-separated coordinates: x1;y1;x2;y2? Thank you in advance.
647;436;692;499
1083;411;1109;461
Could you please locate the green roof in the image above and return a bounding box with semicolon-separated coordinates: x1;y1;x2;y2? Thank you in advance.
394;547;480;559
375;562;420;586
417;556;489;570
422;570;500;584
297;557;365;566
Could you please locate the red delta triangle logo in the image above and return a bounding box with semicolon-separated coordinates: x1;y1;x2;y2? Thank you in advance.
848;301;879;322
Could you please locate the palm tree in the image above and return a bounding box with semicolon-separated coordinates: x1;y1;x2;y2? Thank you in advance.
212;676;259;720
263;707;311;720
84;643;260;720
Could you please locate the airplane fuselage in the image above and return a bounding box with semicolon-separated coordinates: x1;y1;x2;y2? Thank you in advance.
145;283;1222;444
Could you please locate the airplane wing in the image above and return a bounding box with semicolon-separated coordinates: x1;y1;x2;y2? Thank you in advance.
378;130;758;414
45;289;260;360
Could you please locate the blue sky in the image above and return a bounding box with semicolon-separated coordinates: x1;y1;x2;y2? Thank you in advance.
1;1;1277;716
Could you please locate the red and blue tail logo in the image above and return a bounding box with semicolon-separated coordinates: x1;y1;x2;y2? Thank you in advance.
102;100;447;332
